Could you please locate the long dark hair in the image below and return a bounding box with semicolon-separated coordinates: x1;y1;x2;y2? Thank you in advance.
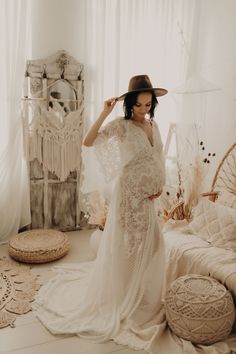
123;91;158;119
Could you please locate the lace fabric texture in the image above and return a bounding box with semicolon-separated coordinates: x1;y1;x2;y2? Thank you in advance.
94;117;165;183
33;116;166;347
94;118;165;256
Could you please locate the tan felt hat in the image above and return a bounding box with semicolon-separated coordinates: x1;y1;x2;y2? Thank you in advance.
117;74;168;101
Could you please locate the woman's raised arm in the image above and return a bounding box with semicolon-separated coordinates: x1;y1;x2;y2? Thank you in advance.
83;98;117;147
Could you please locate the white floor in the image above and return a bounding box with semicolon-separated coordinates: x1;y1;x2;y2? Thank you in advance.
0;229;147;354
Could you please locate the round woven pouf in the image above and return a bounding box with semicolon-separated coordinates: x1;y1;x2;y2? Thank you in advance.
165;274;235;345
9;229;70;263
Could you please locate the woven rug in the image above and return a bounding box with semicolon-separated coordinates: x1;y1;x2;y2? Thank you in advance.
0;257;40;328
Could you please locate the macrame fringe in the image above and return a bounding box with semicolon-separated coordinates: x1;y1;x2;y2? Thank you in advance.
21;103;83;181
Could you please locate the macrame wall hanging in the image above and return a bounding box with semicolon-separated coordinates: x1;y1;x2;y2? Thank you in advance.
22;50;84;231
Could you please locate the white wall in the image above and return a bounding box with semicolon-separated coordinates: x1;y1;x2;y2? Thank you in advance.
31;0;85;61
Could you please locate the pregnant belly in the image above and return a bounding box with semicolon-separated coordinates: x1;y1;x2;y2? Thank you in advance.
121;162;163;200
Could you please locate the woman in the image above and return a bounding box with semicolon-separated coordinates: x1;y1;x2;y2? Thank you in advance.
33;75;168;351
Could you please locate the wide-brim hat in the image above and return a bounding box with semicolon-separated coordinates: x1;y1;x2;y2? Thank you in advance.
117;74;168;101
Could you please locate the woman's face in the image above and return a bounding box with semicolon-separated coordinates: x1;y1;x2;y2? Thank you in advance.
132;92;152;119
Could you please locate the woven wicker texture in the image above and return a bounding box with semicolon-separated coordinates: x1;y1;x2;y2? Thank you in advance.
0;258;40;328
9;229;70;263
165;274;235;345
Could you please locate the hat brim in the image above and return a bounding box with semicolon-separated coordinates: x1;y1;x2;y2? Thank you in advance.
117;87;168;101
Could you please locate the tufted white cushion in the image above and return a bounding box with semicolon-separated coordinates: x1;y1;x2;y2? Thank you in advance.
165;274;235;345
184;198;236;251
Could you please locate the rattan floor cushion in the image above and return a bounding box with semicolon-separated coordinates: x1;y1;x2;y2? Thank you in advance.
165;274;235;345
0;257;40;328
8;229;70;263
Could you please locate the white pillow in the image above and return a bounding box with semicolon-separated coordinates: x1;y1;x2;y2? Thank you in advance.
185;198;236;251
216;190;236;209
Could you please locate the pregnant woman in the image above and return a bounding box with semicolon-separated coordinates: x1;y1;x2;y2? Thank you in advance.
33;74;168;352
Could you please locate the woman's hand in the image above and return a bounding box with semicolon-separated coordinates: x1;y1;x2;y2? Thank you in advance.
103;97;118;116
148;190;162;200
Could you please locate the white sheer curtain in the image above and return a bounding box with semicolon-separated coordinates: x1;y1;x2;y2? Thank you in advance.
79;0;236;191
81;0;198;138
0;0;31;243
78;0;199;197
172;0;236;190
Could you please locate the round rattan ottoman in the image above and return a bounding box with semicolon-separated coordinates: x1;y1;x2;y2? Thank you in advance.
8;229;70;264
165;274;235;345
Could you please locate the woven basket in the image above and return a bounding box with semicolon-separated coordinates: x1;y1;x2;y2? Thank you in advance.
9;229;70;263
165;274;235;345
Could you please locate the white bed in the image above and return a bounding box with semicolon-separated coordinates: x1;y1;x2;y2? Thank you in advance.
163;223;236;300
163;142;236;301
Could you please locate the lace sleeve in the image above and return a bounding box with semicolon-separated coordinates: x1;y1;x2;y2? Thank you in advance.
93;117;126;183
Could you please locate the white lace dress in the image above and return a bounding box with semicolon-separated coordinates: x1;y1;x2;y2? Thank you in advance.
33;117;167;351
